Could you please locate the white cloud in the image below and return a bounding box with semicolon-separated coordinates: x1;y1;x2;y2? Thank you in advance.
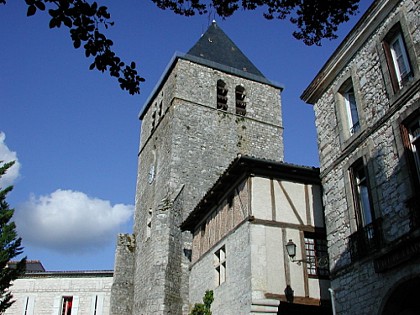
15;189;133;253
0;132;21;188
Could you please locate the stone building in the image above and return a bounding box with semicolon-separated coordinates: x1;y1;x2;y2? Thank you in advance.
5;261;113;315
301;0;419;313
111;22;287;315
182;155;331;314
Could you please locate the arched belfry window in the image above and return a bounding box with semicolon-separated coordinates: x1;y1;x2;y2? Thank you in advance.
235;85;246;116
217;80;228;110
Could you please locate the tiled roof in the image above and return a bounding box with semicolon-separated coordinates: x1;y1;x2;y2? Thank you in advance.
187;21;265;78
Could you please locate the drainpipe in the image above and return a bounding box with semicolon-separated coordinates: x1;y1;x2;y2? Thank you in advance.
328;288;336;315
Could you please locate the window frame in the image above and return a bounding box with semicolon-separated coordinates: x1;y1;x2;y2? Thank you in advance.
378;17;418;101
400;110;420;230
214;246;226;286
304;233;329;279
336;76;363;143
343;85;361;136
402;116;420;189
382;24;413;92
235;85;246;116
389;33;412;85
61;296;73;315
347;157;383;261
349;158;375;230
217;79;228;111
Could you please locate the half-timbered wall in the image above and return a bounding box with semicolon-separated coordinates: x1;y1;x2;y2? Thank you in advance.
249;177;329;306
191;179;249;263
189;173;329;315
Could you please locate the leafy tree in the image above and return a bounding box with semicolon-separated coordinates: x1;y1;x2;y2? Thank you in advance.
1;0;360;94
190;290;213;315
151;0;360;45
0;161;26;314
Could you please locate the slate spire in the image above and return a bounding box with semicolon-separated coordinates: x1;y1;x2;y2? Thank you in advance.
187;21;265;78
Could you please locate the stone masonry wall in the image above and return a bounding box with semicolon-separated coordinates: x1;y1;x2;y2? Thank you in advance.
130;57;284;314
189;222;252;315
110;234;135;315
312;0;419;313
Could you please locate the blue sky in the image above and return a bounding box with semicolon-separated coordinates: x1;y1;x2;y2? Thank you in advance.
0;0;373;271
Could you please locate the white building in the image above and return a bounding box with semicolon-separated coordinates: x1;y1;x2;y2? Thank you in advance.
6;261;113;315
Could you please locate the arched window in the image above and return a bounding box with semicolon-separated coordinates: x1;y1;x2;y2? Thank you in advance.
235;85;246;116
217;80;228;110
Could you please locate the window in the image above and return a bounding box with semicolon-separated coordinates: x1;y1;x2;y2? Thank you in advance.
344;86;360;135
351;160;373;228
151;103;157;130
158;101;163;118
217;80;228;110
235;85;246;116
23;296;34;315
93;295;98;315
304;235;329;278
383;25;413;91
61;296;73;315
405;117;420;184
348;159;382;260
214;246;226;286
146;208;153;239
24;297;30;315
400;113;420;229
339;79;361;136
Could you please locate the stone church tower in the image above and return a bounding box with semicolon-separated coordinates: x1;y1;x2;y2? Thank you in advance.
111;22;284;315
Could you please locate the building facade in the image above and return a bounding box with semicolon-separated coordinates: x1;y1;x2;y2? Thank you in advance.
111;22;284;315
5;261;113;315
182;156;331;315
301;0;419;313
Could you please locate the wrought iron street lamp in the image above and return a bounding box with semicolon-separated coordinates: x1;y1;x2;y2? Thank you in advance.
285;239;329;267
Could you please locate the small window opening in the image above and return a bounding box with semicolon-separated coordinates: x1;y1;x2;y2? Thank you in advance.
217;80;228;110
151;103;157;130
158;101;163;118
214;246;226;286
227;194;234;208
61;296;73;315
235;85;246;116
146;208;152;239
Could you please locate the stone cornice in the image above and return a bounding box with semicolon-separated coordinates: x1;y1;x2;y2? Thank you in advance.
301;0;401;105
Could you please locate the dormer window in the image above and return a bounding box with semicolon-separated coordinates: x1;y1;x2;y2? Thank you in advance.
235;85;246;116
217;80;228;110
